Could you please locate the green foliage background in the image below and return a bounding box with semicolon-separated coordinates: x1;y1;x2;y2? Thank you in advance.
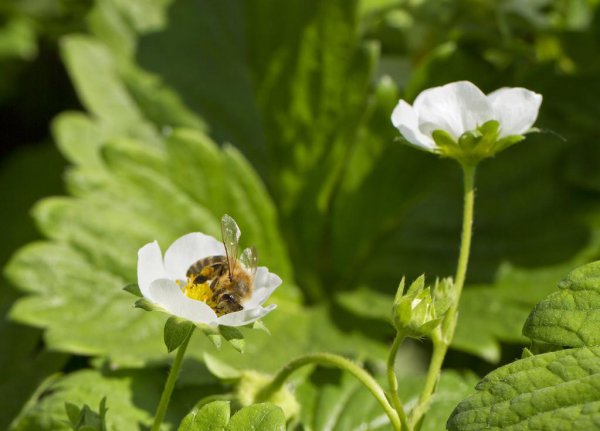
2;0;600;429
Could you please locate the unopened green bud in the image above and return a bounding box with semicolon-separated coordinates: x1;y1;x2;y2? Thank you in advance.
392;275;455;338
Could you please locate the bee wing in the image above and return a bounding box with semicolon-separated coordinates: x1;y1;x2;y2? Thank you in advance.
240;246;258;277
221;214;241;274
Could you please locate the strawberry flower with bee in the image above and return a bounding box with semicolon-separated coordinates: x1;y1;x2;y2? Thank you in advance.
129;214;282;431
136;214;281;327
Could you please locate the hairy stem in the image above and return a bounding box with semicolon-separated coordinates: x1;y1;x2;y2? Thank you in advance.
259;352;402;431
151;327;195;431
387;333;409;430
410;163;477;428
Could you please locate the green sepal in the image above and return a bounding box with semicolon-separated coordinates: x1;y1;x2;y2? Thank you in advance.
219;326;245;353
200;325;222;350
164;316;195;353
457;129;481;151
251;320;270;335
492;134;524;154
432;129;459;159
393;277;406;305
203;352;242;381
433;120;528;165
134;297;161;312
122;283;142;297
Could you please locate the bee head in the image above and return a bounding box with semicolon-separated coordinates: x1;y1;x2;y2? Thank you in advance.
215;293;243;315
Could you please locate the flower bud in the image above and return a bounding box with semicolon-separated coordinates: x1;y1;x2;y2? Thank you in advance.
392;276;454;338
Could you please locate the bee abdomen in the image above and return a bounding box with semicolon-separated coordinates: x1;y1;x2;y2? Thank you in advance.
186;255;227;279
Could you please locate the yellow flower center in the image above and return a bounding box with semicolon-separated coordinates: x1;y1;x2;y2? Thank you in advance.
179;270;219;312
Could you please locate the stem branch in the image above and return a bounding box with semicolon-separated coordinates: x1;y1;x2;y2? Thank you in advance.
387;333;409;430
260;352;402;431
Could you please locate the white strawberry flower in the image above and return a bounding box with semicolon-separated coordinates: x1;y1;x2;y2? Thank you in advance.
137;231;281;327
391;81;542;162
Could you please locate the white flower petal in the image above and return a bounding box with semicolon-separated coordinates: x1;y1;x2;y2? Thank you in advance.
391;100;436;151
148;279;218;324
137;241;169;299
244;267;282;308
414;81;492;139
488;87;542;137
217;304;276;327
164;232;225;279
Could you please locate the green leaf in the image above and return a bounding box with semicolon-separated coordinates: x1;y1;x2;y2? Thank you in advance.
178;401;230;431
219;326;245;354
0;142;69;429
59;35;159;146
164;316;194;353
177;401;285;431
10;368;215;431
226;403;285;431
523;261;600;348
447;346;600;431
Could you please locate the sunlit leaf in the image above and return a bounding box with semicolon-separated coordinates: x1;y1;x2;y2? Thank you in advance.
447;347;600;430
523;261;600;348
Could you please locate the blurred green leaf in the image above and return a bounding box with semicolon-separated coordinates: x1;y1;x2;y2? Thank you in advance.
295;367;393;431
293;367;476;431
10;369;215;431
417;371;479;431
447;347;600;430
0;142;68;429
523;261;600;347
64;397;107;431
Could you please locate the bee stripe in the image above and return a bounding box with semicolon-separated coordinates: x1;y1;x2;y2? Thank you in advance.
186;255;227;278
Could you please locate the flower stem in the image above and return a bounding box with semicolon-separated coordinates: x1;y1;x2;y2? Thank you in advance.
409;163;477;428
450;163;476;311
151;327;195;431
259;352;402;431
409;337;445;428
387;332;409;430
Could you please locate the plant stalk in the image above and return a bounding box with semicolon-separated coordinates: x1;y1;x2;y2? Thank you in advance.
410;163;477;428
151;327;195;431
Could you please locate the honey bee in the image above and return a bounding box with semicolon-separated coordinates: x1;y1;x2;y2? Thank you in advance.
186;215;257;316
